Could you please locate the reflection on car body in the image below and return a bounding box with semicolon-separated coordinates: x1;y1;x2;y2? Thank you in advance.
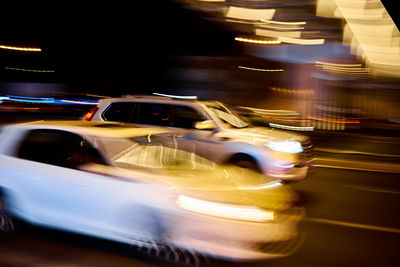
85;95;314;182
0;121;304;261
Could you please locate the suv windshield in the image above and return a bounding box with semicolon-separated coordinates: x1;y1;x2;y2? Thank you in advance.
205;102;249;129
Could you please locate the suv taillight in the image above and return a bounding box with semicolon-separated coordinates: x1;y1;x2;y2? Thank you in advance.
84;106;99;121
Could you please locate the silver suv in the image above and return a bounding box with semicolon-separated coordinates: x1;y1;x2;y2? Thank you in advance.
84;94;314;182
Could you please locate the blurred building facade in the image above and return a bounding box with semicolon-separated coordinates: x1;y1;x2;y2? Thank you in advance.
165;0;400;131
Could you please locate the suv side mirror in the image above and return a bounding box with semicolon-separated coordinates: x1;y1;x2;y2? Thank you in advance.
194;120;215;130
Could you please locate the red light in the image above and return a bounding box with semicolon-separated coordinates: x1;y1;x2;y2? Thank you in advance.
84;106;99;121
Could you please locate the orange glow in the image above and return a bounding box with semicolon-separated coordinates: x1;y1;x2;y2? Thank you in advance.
0;106;40;110
84;107;99;121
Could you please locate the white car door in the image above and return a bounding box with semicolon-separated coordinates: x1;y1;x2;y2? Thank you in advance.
10;128;171;242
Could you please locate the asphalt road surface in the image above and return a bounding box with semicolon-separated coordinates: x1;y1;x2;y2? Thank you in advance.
1;112;399;266
1;166;399;267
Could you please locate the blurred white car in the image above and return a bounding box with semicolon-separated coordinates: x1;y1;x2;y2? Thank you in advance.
0;121;303;262
84;95;314;182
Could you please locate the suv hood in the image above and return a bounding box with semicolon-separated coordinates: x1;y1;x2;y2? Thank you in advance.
222;126;309;143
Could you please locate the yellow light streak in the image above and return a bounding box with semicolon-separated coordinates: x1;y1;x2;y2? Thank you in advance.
278;36;325;45
4;67;54;73
0;45;41;52
238;66;284;72
315;61;362;67
270;87;314;95
226;6;276;21
235;37;281;44
260;19;306;25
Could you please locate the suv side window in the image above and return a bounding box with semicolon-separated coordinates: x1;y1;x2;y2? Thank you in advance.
133;103;206;129
173;105;205;128
102;102;136;122
134;103;174;126
17;129;107;169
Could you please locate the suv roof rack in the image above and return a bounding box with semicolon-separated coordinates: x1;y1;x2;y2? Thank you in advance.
121;94;169;99
121;93;198;100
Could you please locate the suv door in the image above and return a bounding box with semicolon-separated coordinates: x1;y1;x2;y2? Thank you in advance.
133;103;227;162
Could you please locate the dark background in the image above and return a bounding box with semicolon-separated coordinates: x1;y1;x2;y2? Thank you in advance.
0;1;238;96
0;1;398;96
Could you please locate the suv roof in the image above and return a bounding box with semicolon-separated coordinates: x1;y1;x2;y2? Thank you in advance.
120;93;198;101
99;95;220;107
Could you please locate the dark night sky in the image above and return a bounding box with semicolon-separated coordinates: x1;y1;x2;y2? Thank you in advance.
0;1;237;94
0;1;398;96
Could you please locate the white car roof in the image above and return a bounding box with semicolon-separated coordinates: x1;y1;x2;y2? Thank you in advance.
4;120;175;138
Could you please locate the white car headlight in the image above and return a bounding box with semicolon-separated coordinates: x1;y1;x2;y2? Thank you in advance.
265;140;303;153
177;195;274;222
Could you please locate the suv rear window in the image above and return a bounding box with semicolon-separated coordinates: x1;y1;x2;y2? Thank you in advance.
102;102;135;122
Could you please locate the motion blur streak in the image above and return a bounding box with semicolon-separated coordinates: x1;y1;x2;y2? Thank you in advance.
177;195;274;222
307;116;360;124
152;92;197;99
0;44;41;52
270;87;314;95
5;95;55;104
278;36;325;45
238;66;284;72
225;6;276;21
4;67;55;73
269;123;314;132
238;181;283;190
235;37;281;44
317;0;400;76
260;20;306;25
59;100;98;105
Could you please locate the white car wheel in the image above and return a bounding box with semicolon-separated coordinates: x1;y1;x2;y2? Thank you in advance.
0;191;15;233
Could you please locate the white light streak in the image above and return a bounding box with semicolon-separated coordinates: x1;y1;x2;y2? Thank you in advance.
177;195;274;222
235;37;281;44
269;123;314;131
152;93;198;99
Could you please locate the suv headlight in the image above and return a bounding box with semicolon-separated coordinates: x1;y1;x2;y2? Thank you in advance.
265;140;303;153
177;195;274;222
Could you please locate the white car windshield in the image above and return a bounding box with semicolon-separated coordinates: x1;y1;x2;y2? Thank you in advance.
205;102;249;129
95;136;216;171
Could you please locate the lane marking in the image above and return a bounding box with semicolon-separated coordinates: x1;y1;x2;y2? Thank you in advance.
315;157;400;173
315;163;400;174
304;217;400;234
314;147;400;158
342;184;400;195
